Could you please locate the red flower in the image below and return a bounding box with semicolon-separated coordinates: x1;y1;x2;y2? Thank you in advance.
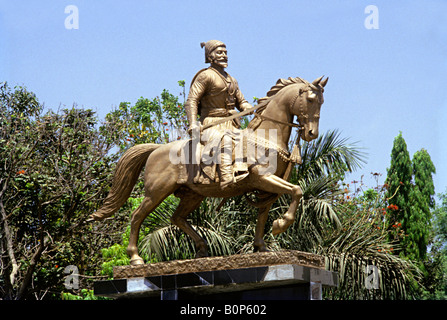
16;170;26;175
387;204;399;211
162;122;168;125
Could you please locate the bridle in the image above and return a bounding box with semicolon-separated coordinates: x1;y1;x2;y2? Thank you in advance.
254;112;302;129
254;82;321;132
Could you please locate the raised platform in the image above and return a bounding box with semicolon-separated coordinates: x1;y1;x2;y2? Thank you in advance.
94;250;338;300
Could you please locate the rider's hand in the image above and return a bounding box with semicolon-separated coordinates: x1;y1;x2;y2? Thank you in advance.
187;121;201;135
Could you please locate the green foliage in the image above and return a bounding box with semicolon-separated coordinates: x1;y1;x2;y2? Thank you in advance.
322;181;419;299
421;190;447;299
385;132;414;257
382;133;443;297
433;192;447;246
385;133;436;262
104;82;188;154
294;129;366;183
100;196;153;278
413;149;436;208
100;234;130;279
405;149;435;261
61;289;109;300
0;82;123;299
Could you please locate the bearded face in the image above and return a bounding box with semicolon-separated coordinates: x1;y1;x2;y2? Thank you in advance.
209;46;228;69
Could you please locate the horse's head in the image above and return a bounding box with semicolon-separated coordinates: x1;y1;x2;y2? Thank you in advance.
291;76;328;142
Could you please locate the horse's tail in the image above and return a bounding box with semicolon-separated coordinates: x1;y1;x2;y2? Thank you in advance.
90;143;160;221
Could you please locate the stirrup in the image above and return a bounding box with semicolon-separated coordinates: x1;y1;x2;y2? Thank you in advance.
220;172;249;189
234;172;249;182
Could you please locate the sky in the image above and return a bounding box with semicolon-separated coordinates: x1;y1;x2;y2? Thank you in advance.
1;0;446;197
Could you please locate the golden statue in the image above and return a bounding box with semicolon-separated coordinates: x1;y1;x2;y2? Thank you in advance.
90;40;328;265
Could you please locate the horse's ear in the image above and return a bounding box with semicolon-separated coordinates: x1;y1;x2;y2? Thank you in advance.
312;76;324;85
320;77;329;87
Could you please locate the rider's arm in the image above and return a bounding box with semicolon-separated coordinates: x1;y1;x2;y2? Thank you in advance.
185;72;209;130
233;78;253;112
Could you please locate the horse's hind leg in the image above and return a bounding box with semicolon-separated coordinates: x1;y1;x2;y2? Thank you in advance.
170;191;207;258
253;205;272;252
127;195;168;265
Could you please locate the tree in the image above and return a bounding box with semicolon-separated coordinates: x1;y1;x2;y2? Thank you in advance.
104;82;188;155
0;82;41;299
384;132;413;257
384;133;437;264
319;180;419;299
420;190;447;299
0;82;123;299
408;149;436;261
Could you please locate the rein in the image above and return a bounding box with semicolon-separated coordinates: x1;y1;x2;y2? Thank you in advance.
253;113;302;129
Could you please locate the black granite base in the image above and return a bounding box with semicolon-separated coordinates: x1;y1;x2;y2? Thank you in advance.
94;264;338;300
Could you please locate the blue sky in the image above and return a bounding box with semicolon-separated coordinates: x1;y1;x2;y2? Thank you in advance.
1;1;446;197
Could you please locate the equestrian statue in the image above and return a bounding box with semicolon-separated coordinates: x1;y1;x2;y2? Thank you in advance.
90;40;328;265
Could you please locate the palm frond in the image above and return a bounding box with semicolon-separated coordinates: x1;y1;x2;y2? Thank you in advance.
139;196;234;261
321;205;421;299
296;129;366;182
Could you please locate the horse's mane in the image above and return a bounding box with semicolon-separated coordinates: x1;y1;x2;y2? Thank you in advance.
247;77;308;129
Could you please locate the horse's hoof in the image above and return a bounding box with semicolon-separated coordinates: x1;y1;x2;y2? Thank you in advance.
195;249;209;258
272;219;281;235
130;257;145;266
272;218;287;235
253;245;269;253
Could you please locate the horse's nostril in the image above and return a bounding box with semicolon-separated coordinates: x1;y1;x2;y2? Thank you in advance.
308;130;318;139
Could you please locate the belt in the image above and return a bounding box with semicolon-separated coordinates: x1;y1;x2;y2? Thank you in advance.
205;108;231;117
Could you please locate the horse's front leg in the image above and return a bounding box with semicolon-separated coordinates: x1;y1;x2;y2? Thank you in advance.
253;174;302;235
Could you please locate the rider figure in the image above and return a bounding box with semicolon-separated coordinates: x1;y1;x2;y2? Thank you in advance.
185;40;253;188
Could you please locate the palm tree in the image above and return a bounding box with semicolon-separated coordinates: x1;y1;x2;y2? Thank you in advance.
139;195;233;261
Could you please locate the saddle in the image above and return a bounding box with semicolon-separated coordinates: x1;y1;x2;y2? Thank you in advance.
176;131;248;185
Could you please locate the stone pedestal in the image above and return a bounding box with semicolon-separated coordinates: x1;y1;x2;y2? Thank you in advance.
94;250;338;300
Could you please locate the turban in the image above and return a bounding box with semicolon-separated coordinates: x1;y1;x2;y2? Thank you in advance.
200;40;226;63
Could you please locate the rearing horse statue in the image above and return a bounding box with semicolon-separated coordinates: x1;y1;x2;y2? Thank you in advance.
91;76;328;265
